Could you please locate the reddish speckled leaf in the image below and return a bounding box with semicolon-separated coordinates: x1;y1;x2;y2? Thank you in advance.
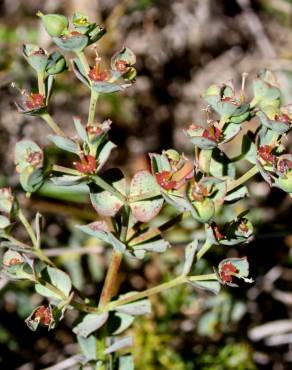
89;169;126;217
129;170;163;222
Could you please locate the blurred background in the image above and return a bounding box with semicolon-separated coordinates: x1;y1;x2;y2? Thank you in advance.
0;0;292;369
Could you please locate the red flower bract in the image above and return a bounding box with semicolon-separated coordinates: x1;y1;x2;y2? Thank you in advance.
34;306;52;326
219;262;238;283
155;171;177;190
75;155;97;174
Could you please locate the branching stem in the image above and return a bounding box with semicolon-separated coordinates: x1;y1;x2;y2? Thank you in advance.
98;251;123;309
227;165;259;193
106;273;217;311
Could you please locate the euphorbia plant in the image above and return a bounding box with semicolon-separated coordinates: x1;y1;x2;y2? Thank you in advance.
1;11;291;369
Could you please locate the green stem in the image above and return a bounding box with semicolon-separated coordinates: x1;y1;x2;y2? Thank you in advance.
4;234;32;250
88;90;99;125
75;51;90;75
196;240;213;260
37;71;45;96
227;165;259;193
41;113;65;136
34;248;56;267
107;273;217;311
120;205;130;242
98;250;123;309
52;164;82;176
18;209;38;248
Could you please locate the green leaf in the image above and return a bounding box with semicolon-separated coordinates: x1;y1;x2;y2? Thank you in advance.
46;51;67;75
49;135;79;154
105;336;133;354
20;166;44;193
182;240;198;276
132;239;169;257
73;116;88;142
188;280;221;295
89;169;126;217
240;133;257;164
109;312;135;335
210;149;236;178
257;111;290;134
149;153;171;173
129;170;163;222
76;221;126;253
35;266;72;299
92;81;131;94
53;34;88;52
252;73;281;108
221;122;241;143
115;298;151;316
225;186;249;203
77;335;97;360
51;175;85;186
72;58;90;87
162;192;191;212
73;313;108;337
97;141;117;171
0;215;10;229
23;44;48;72
119;354;134;370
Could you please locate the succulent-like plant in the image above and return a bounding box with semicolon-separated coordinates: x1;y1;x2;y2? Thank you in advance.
1;11;291;370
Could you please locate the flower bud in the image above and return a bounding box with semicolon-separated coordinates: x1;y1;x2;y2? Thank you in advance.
38;12;68;37
193;198;215;223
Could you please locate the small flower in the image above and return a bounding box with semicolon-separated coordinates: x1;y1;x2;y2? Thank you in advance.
26;150;44;167
34;305;52;326
74;154;97;174
155;171;178;190
202;126;221;142
217;257;253;287
258;145;275;164
115;59;129;73
219;261;238;284
86;119;112;141
25;93;45;110
88;60;111;82
3;251;24;267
